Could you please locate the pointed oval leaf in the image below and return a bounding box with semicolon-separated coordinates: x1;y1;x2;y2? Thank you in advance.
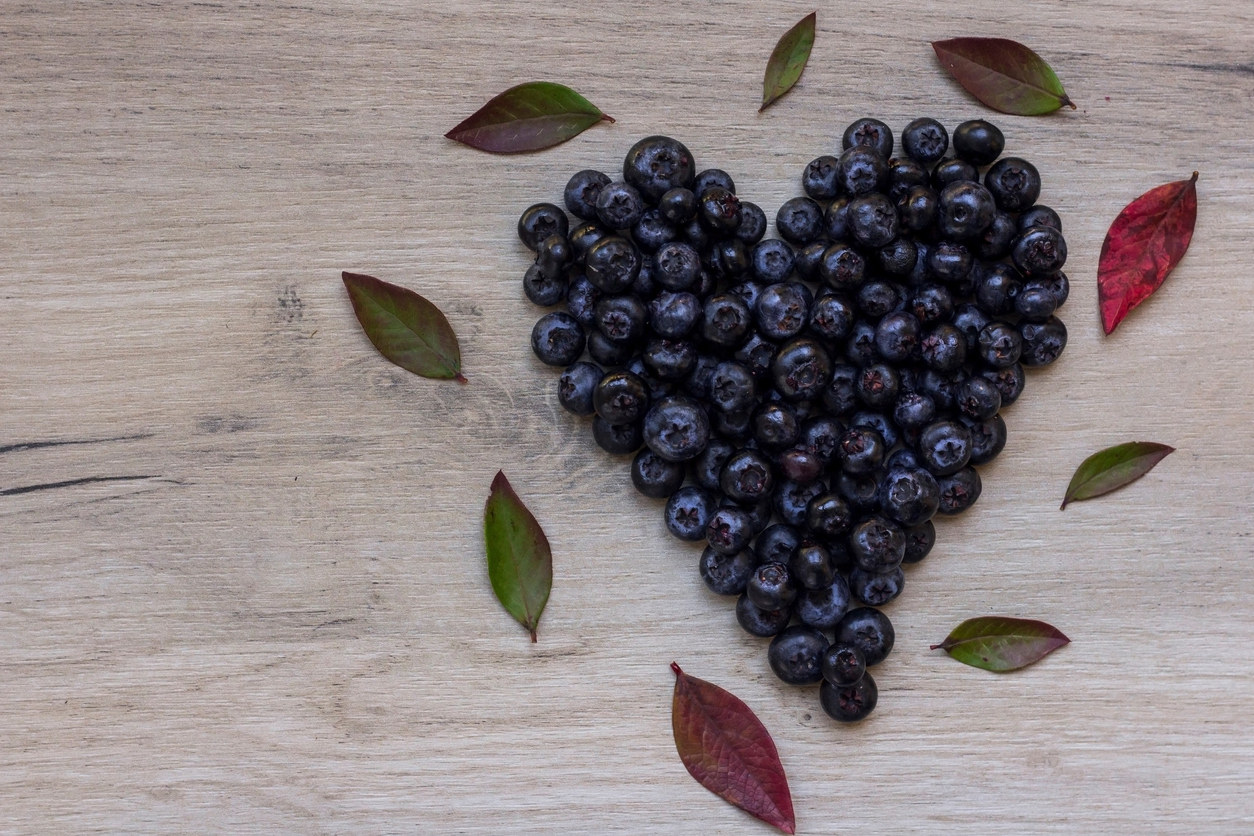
445;81;614;154
1061;441;1175;509
1098;173;1199;334
931;617;1069;672
760;12;816;112
484;471;552;642
342;272;465;382
932;38;1075;115
670;662;795;835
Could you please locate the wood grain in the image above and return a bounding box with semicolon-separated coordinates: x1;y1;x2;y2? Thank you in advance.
2;1;1253;832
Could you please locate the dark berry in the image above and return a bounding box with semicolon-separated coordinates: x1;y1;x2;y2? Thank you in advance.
652;241;701;292
852;411;899;449
706;505;754;555
694;168;735;197
957;376;1002;421
736;593;792;637
735;202;768;245
698;187;742;233
819;241;867;290
657;187;696;226
700;546;756;596
623;135;696;202
821;642;866;687
768;625;829;685
974;262;1023;316
980;364;1025;407
916;368;964;412
835;606;895;666
874;312;921;363
820;673;878;722
822;364;860;416
756;282;813;340
1019;204;1062;233
665;486;718;541
789;542;837;590
708;238;750;281
693;439;735;493
734;332;779;381
937;466;982;515
843;320;878;367
592;415;642;456
887;447;923;471
879;466;941;527
711;406;754;442
918;420;974;476
774;479;826;527
681;217;710;253
878;237;918;276
950;303;991;354
595;182;645;230
1019;316;1067;366
699;293;753;347
855;280;905;320
984;157;1042;212
842;117;893;159
593;371;650;425
730;280;765;312
531;311;586;366
595;295;647;345
757;523;801;565
523;262;568;307
748;562;798;610
753;402;800;450
809;291;856;343
938;180;996;241
1039;270;1072;307
953;119;1005;166
776;196;825;244
850;515;906;573
587;330;632;367
887;157;930;202
798;415;845;466
978;321;1024;368
720;449;775;504
643;395;710;462
928;240;973;283
850;566;904;606
631;449;685;498
794;240;829;283
932;158;978;190
898;185;938;232
903;520;936;564
962;413;1008;465
535;233;572;276
848;192;899;248
920;324;967;373
732;496;774;537
585;236;641;294
708;361;757;413
1015;285;1058;322
1012;226;1068;276
856;364;900;411
823;195;851;240
776;447;824;486
648;290;699;339
629;210;677;255
569;220;610;262
909;283;954;326
518;203;569;251
804;492;853;540
558;362;603;416
771;338;833;401
797;576;852;631
893;391;937;431
836;470;881;515
626;355;675;402
750;239;796;284
837;146;889;196
902;117;949;165
803;155;842;201
564;171;611;221
973;213;1015;263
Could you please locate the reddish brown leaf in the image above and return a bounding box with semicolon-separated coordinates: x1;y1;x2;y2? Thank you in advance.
1098;172;1199;334
932;38;1074;115
670;662;795;834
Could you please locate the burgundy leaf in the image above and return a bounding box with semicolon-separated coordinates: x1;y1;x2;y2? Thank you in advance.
932;38;1074;115
670;662;795;834
1098;172;1199;334
445;82;614;154
342;271;465;382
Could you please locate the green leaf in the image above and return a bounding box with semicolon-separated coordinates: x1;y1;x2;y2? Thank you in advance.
760;12;816;112
445;82;614;154
932;37;1075;116
1062;441;1175;509
483;471;552;642
342;272;465;382
931;617;1069;672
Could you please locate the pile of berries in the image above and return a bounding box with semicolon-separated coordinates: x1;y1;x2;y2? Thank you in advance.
518;118;1068;723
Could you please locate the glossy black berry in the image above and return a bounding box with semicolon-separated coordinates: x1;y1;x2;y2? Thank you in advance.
849;515;906;573
906;283;951;327
531;311;586;366
835;607;895;666
804;492;853;540
730;280;764;312
518;203;569;251
957;376;1002;421
898;185;938;232
757;523;801;566
876;239;916;279
557;362;603;416
594;181;645;231
1019;204;1062;233
733;496;774;538
708;238;750;281
937;466;982;515
698;187;742;233
919;324;967;373
706;505;754;555
803;155;842;201
1012;226;1068;276
797;576;852;631
711;406;753;442
949;303;989;354
850;565;904;606
700;546;756;596
756;282;813;340
836;471;881;515
980;363;1025;407
974;263;1023;316
822;195;851;240
586;330;632;367
657;186;697;225
563;170;611;220
848;192;899;248
1012;285;1056;323
975;211;1018;261
793;240;828;284
821;642;866;687
592;415;642;456
820;672;878;722
569;220;610;262
984;157;1042;212
750;239;796;284
708;361;757;414
837;146;889;196
753;402;800;450
595;294;647;345
961;413;1008;465
1019;316;1067;366
842;117;893;159
842;321;877;368
879;466;941;527
768;625;829;685
734;332;778;380
938;180;996;241
789;541;838;590
852;411;899;449
902;117;949;165
978;321;1024;368
916;368;963;412
902;520;936;564
652;240;701;292
593;371;650;425
771;338;833;401
893;391;936;432
523;262;568;307
928;240;973;283
646;291;697;340
630;209;678;254
932;157;979;190
747;562;798;610
736;593;792;637
887;157;930;202
631;449;685;498
693;168;735;197
1033;271;1070;308
642;395;710;462
953;119;1005;166
798;415;844;467
822;364;860;416
665;486;718;541
584;236;641;293
855;280;904;321
819;241;867;290
776;196;824;244
623;135;696;202
735;202;768;245
918;420;973;476
699;293;753;348
855;364;900;411
809;291;856;343
870;312;918;364
691;440;734;494
720;449;775;504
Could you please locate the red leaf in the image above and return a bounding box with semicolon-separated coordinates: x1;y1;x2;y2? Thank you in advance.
670;663;795;834
1098;172;1199;334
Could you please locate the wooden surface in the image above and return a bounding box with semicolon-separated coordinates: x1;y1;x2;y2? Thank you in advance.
2;1;1253;832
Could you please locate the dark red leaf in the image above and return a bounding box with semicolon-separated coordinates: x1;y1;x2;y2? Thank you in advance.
670;662;795;834
932;38;1074;115
1098;173;1199;334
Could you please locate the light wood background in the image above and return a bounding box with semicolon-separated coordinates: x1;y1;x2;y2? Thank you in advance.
2;1;1252;833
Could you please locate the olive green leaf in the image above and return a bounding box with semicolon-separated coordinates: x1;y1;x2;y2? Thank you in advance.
761;12;816;112
445;82;614;153
932;617;1069;672
342;271;465;382
484;471;552;642
1061;442;1175;509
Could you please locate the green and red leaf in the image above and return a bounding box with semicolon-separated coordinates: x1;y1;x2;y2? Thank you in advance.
932;617;1070;672
342;271;464;382
932;38;1074;115
483;471;552;642
1062;442;1175;509
445;81;613;153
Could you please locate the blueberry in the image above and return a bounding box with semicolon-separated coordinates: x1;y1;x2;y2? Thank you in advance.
730;280;765;313
908;283;953;327
918;420;973;476
843;321;878;367
823;195;851;240
699;293;753;348
974;262;1023;316
978;321;1024;368
631;449;686;498
920;324;967;373
893;391;936;431
1035;270;1071;309
855;364;900;411
855;280;905;320
822;364;860;416
720;449;775;504
691;437;734;491
821;642;866;687
932;158;979;190
961;413;1008;465
665;486;718;541
694;168;735;197
768;625;829;685
898;185;938;232
531;311;586;366
698;187;742;234
750;239;796;284
711;406;754;442
804;492;853;540
842;117;893;159
789;541;837;590
928;240;973;284
623;135;696;202
849;515;906;573
592;415;642;456
771;338;833;401
708;361;757;413
630;209;679;255
798;415;845;466
916;368;964;412
652;241;701;292
938;180;996;241
654;187;695;226
586;330;632;368
951;303;991;353
753;402;800;450
837;146;889;196
1019;316;1067;366
850;565;904;606
647;290;698;339
878;237;918;276
887;157;930;202
873;312;921;364
776;447;824;485
851;411;898;449
736;593;792;637
809;291;856;343
803;155;842;201
835;606;895;666
847;192;899;248
937;466;982;515
953;119;1005;166
642;395;710;462
819;241;867;290
1019;204;1062;233
984;157;1042;212
797;576;852;631
523;262;569;307
569;220;611;262
593;371;650;424
734;333;779;381
709;238;750;281
564;171;612;221
595;294;648;345
886;448;923;471
748;562;798;610
706;505;755;555
557;362;603;416
902;117;949;165
518;202;569;251
585;236;642;293
879;466;940;527
820;672;878;722
757;523;801;565
957;376;1002;421
835;470;881;515
774;478;826;527
756;282;813;340
980;363;1025;407
681;217;710;253
776;196;825;244
732;496;774;537
1012;226;1068;276
735;202;768;245
902;520;936;564
793;240;829;283
595;182;646;231
700;546;757;596
1017;283;1059;322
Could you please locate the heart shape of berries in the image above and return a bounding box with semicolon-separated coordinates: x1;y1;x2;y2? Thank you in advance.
520;119;1069;723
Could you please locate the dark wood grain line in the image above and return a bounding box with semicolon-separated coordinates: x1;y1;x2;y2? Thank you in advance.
0;475;161;496
0;434;154;455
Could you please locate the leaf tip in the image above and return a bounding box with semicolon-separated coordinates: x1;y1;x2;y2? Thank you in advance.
1063;94;1077;110
1060;497;1069;510
670;661;683;677
490;470;510;493
928;643;942;651
455;371;468;384
600;113;616;124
